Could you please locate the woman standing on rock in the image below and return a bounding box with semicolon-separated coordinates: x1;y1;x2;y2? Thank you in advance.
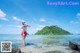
21;22;30;47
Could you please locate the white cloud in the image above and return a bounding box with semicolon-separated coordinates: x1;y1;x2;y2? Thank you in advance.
0;9;8;21
13;16;25;22
7;25;21;28
77;13;80;16
0;9;6;17
77;13;80;20
39;18;46;22
70;13;80;25
70;20;79;24
0;17;8;21
74;31;80;34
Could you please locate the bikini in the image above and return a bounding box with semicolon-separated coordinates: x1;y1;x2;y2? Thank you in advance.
21;31;27;37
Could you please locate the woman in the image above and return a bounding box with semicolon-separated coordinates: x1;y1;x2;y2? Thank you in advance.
21;22;30;46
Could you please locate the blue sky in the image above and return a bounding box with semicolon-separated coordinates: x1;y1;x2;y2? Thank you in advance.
0;0;80;34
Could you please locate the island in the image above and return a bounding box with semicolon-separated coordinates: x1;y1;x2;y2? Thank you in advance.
35;25;70;35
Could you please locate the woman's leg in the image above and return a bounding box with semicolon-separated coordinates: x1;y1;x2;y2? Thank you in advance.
22;36;26;46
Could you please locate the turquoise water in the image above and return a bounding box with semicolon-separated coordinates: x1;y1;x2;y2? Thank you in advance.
0;34;80;46
0;34;43;46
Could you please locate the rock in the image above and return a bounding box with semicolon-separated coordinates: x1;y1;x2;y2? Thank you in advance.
69;41;80;52
25;43;35;46
12;48;21;53
11;45;21;53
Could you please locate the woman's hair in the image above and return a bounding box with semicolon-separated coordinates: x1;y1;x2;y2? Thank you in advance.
22;22;25;25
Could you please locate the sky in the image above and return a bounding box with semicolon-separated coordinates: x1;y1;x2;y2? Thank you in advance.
0;0;80;34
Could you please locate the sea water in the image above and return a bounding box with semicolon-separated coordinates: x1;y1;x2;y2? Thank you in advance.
0;34;80;46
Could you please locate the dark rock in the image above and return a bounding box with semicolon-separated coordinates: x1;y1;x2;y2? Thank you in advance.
25;43;35;46
69;41;80;52
12;48;21;53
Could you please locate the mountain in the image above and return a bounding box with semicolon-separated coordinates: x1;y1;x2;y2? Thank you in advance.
35;25;70;35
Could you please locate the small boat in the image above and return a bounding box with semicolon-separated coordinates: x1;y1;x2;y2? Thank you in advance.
69;41;80;51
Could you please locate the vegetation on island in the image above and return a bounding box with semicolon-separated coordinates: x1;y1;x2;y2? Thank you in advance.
35;25;70;35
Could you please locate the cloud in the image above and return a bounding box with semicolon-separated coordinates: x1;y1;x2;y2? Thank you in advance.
0;17;8;21
0;9;8;21
13;16;25;22
39;18;46;22
70;20;79;24
7;25;21;28
75;31;79;34
70;13;80;25
77;13;80;20
0;9;6;17
77;13;80;16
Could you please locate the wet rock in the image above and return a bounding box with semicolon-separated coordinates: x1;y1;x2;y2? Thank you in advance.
25;43;35;46
69;41;80;52
12;48;21;53
11;44;21;53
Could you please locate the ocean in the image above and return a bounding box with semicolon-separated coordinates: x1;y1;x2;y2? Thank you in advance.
0;34;80;47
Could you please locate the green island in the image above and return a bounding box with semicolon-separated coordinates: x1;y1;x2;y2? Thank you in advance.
35;25;70;35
